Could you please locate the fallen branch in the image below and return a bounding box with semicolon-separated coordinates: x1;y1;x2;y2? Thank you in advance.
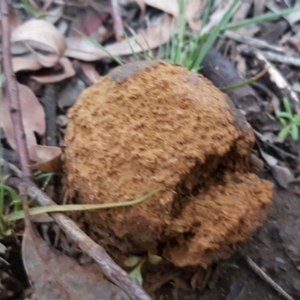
110;0;124;41
1;0;31;181
0;1;151;299
246;256;293;300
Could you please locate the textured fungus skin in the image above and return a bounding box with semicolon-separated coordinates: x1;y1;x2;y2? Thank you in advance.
65;61;273;268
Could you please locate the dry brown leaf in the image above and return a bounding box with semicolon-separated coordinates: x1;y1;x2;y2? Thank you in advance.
134;0;146;15
81;62;101;83
287;36;300;53
30;57;76;83
141;0;179;16
2;83;45;160
2;83;60;162
11;19;66;68
186;0;203;31
12;55;42;73
31;152;64;173
136;0;202;30
44;5;64;24
66;14;177;61
22;225;127;300
32;145;62;163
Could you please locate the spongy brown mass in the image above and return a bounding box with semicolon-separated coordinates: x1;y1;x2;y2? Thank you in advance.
65;61;273;268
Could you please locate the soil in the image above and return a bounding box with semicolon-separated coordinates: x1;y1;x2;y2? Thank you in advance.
64;60;273;269
154;181;300;300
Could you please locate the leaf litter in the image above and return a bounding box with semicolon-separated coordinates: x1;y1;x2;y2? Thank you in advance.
22;224;127;300
2;0;300;299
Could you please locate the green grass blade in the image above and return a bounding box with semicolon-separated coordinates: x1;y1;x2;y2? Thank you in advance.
191;0;240;71
6;190;161;222
173;0;187;64
133;34;153;61
283;98;292;115
74;29;124;66
123;31;139;62
21;0;44;18
223;6;300;31
219;68;267;91
293;113;300;124
276;112;293;119
278;124;291;139
291;124;299;141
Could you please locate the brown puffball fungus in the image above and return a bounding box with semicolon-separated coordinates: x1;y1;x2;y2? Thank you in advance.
65;61;273;268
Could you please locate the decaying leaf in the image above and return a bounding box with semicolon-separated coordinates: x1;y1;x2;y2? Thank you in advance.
65;14;177;61
140;0;179;17
2;83;61;162
2;83;44;158
12;55;42;73
11;19;66;68
30;57;76;83
81;62;101;84
186;0;203;31
22;225;127;300
31;152;64;174
32;145;62;164
271;164;294;189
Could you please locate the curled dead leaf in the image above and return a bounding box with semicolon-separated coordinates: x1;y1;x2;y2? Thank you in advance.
11;19;66;68
12;55;42;73
31;152;64;174
30;57;75;83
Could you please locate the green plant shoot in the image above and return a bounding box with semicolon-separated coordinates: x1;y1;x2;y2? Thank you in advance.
277;98;300;141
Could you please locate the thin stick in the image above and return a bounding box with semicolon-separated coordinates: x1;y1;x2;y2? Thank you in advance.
110;0;123;41
0;0;31;182
246;256;293;300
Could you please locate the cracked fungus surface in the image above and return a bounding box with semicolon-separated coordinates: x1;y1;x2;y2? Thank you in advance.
65;61;274;268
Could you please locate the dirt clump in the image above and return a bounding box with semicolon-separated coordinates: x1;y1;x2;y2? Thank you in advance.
64;61;274;268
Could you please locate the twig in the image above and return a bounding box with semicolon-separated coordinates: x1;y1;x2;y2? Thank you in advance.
238;45;300;113
224;30;285;53
246;256;293;300
238;44;300;67
110;0;123;41
0;0;31;181
0;157;22;177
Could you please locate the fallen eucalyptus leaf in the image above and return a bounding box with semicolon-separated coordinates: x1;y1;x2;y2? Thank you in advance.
271;165;294;189
22;227;127;300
